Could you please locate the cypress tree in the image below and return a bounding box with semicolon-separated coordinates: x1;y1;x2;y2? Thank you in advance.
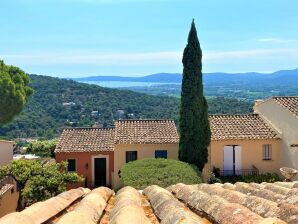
179;20;211;171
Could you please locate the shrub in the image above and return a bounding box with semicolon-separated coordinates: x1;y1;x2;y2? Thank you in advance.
207;172;222;184
218;173;282;184
120;158;202;189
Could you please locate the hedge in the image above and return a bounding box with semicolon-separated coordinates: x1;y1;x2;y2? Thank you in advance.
120;158;202;189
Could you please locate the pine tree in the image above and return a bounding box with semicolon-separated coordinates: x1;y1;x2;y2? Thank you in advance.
179;20;211;171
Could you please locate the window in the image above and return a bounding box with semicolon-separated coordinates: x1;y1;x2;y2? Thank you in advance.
67;159;76;172
126;151;137;163
155;150;168;159
262;144;272;160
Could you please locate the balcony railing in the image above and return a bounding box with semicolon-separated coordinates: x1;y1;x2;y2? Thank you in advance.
214;165;259;177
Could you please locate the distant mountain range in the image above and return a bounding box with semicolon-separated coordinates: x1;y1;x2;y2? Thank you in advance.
74;69;298;84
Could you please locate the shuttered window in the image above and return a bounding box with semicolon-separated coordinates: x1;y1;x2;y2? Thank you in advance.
262;144;272;160
126;151;137;163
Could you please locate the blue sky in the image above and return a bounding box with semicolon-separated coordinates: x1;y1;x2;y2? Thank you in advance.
1;0;298;77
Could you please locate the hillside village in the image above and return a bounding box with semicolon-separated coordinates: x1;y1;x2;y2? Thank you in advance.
1;2;298;224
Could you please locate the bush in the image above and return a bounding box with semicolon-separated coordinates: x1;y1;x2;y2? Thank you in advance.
207;172;222;184
218;173;282;184
120;158;202;189
0;160;82;209
26;139;57;157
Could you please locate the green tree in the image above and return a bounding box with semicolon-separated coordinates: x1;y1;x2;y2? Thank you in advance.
0;160;83;210
0;60;33;124
26;139;57;157
179;20;211;170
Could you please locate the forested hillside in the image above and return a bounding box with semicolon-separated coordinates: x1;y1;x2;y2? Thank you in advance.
0;75;252;139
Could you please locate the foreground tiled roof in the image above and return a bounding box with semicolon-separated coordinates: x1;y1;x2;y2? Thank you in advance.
55;128;115;153
209;114;279;140
1;181;298;224
273;96;298;118
114;119;179;144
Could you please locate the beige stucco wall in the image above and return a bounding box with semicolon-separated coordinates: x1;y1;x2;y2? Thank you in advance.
0;141;14;167
254;100;298;179
113;143;178;189
0;181;19;218
203;139;281;176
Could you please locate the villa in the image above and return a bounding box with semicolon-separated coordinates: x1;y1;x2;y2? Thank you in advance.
204;114;281;178
254;96;298;177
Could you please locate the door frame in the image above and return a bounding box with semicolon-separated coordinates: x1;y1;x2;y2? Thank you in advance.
223;145;242;175
92;154;109;187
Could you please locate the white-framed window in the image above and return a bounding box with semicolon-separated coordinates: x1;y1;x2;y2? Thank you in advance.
67;159;76;172
262;144;272;160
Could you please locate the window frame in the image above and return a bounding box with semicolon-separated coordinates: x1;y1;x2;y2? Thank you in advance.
155;150;168;159
126;151;138;163
67;159;76;172
262;144;272;161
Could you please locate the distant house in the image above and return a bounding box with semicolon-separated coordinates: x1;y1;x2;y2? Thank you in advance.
204;114;281;178
0;140;15;167
55;119;179;189
62;102;76;106
254;96;298;179
91;111;99;116
115;109;125;119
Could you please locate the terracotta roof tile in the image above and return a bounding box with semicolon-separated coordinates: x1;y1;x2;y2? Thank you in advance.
114;119;179;144
273;96;298;118
209;114;279;140
55;128;115;153
2;181;298;224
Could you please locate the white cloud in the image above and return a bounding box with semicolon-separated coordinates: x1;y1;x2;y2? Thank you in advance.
58;0;170;3
204;48;298;60
0;51;181;65
2;48;298;66
256;38;298;43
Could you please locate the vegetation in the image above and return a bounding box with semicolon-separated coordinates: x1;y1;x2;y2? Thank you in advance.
120;158;202;189
0;75;253;139
179;20;211;170
0;159;82;209
209;172;282;184
0;60;33;124
26;139;57;157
